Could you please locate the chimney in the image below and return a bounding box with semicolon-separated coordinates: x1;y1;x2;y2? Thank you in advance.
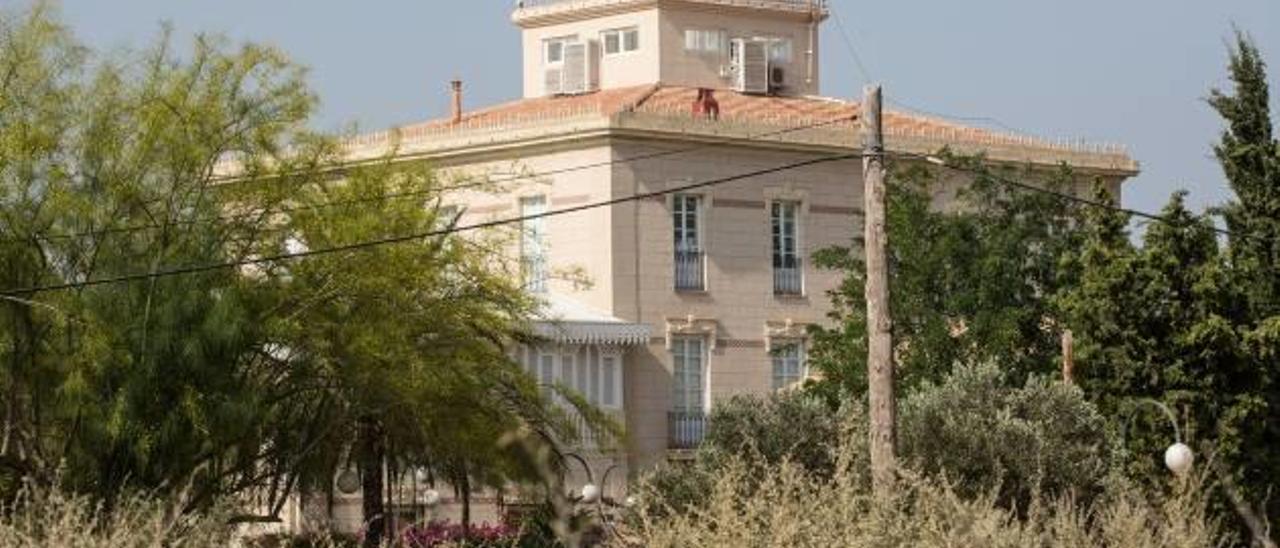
450;80;463;124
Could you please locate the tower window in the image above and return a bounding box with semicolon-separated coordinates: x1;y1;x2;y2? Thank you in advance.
602;27;640;55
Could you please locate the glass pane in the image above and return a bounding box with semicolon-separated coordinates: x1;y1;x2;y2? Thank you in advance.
577;348;589;397
547;41;563;63
604;32;620;54
521;196;548;293
624;29;640;51
589;357;601;404
672;338;704;411
705;31;722;52
561;354;575;389
602;356;617;407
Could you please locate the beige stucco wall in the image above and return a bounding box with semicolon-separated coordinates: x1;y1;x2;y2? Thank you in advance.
437;142;618;312
609;141;862;471
521;9;663;98
423;132;1124;482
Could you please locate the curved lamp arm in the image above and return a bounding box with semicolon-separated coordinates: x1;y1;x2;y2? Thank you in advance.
1123;398;1182;444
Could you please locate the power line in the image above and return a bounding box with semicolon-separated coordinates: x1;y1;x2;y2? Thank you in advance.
883;96;1029;136
824;8;1028;137
905;152;1239;239
7;116;856;244
0;152;864;297
829;9;874;85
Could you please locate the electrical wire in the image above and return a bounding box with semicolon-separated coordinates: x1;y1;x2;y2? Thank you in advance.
6;115;857;244
0;152;864;296
903;152;1239;239
828;9;875;86
825;7;1030;137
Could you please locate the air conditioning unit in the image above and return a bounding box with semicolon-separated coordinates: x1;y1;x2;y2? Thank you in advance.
732;38;770;94
561;40;600;95
770;66;787;90
544;67;565;96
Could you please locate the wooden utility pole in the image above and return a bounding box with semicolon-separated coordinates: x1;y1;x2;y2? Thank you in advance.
862;84;896;496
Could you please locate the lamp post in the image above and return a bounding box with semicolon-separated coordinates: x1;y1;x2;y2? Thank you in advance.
1125;399;1193;476
562;452;625;539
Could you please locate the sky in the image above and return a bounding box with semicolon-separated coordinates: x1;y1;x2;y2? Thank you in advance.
15;0;1280;219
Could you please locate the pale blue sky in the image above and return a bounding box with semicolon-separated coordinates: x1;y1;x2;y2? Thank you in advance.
20;0;1280;218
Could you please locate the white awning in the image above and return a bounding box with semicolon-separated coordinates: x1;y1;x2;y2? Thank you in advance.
533;294;651;346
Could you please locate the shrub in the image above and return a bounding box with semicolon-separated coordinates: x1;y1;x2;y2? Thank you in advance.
632;391;844;517
637;363;1119;519
702;392;842;475
617;446;1222;548
899;362;1120;507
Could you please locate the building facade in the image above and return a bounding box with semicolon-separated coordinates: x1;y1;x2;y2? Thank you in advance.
311;0;1139;529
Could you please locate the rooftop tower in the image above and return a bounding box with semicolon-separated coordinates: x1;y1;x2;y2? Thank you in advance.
512;0;829;98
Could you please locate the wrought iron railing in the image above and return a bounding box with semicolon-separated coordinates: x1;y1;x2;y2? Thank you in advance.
773;257;803;295
674;250;705;291
668;410;707;450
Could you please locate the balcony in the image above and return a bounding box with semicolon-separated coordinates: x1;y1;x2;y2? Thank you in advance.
668;410;707;450
513;0;828;26
674;250;705;292
773;257;803;296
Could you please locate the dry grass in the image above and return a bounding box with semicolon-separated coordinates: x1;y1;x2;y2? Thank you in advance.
618;446;1225;548
0;482;239;547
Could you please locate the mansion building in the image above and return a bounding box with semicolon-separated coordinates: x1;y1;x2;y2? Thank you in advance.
305;0;1139;532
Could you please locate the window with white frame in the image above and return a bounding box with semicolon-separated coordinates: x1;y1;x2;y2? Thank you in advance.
769;38;794;64
519;346;624;410
602;27;640;55
672;194;705;291
520;196;548;293
771;341;806;390
671;337;706;413
772;201;802;295
684;29;726;54
544;36;576;65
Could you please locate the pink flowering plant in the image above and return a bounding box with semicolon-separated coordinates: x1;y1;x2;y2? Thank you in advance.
400;520;519;547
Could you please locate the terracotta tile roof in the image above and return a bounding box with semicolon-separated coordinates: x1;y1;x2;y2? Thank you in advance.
404;84;662;132
348;85;1134;172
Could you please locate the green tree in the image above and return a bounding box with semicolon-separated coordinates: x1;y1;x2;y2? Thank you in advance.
276;158;584;545
1057;188;1280;540
1210;31;1280;319
0;8;610;544
807;159;1085;401
0;2;334;509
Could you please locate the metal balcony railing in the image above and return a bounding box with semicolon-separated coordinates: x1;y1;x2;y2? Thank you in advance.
773;257;803;295
516;0;827;10
668;410;707;450
674;250;705;292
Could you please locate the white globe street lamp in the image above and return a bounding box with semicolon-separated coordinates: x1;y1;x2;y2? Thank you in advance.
422;489;442;508
336;469;361;495
1164;443;1194;476
580;484;601;504
1126;399;1193;477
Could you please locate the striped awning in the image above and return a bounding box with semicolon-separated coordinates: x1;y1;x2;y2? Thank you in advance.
533;294;651;346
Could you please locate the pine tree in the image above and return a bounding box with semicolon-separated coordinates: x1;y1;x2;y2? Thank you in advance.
1210;31;1280;319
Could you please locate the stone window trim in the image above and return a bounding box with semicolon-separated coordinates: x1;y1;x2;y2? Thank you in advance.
764;319;810;353
665;315;719;352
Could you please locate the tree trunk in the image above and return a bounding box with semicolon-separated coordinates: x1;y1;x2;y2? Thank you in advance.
460;463;472;539
357;417;385;548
